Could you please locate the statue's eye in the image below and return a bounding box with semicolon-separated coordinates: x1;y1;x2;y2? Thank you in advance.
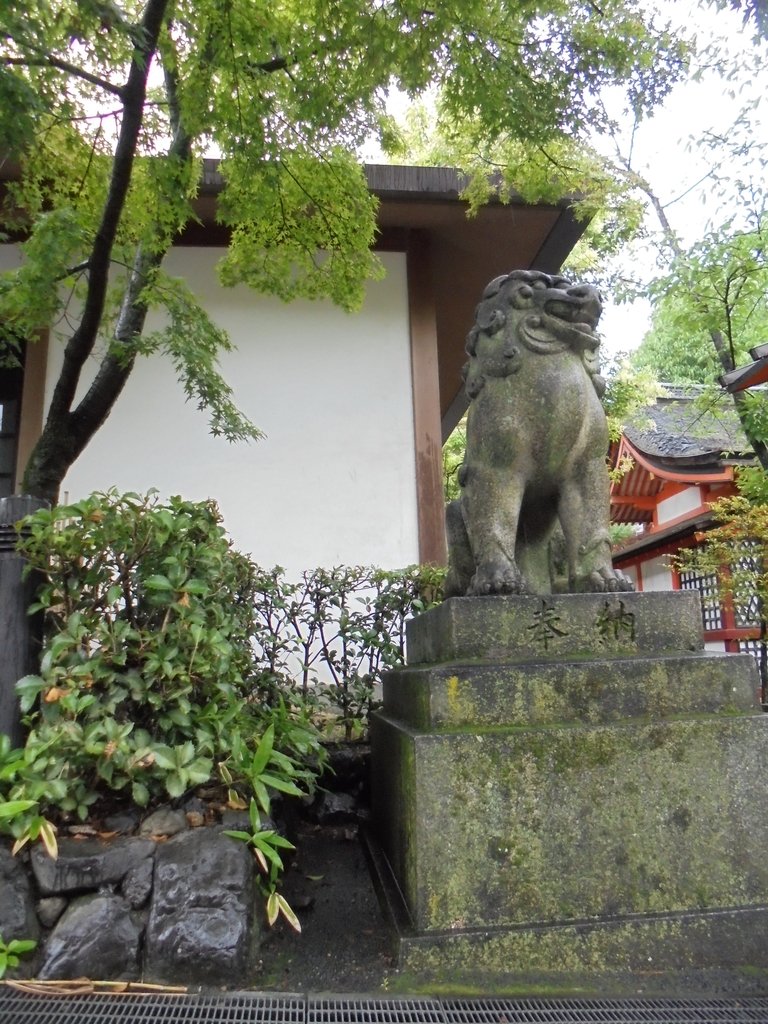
531;279;547;290
511;284;534;308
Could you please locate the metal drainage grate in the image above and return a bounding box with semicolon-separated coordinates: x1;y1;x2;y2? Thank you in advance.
440;997;768;1023
1;991;768;1024
0;990;305;1024
308;999;444;1024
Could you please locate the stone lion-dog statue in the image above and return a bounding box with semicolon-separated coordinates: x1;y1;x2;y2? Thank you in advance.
445;269;633;597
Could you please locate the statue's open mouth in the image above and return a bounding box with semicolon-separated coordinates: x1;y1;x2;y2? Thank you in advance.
543;297;601;336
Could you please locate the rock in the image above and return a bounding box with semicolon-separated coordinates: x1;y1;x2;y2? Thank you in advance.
103;808;142;834
182;796;206;816
31;837;155;895
219;808;275;833
0;845;39;943
322;743;370;793
290;891;316;911
145;828;256;985
139;807;187;837
122;857;154;909
38;894;141;980
182;796;209;828
36;897;68;928
309;791;368;826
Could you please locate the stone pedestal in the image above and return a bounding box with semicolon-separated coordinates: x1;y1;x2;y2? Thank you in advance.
370;592;768;993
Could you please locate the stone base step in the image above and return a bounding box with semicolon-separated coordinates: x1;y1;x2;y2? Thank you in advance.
364;829;768;996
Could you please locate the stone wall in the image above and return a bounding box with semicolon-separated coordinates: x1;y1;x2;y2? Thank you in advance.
0;743;370;986
0;811;259;985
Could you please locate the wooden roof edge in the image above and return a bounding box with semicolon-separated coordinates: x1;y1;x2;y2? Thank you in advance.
612;511;714;562
0;151;582;217
720;355;768;394
529;205;587;274
199;158;578;210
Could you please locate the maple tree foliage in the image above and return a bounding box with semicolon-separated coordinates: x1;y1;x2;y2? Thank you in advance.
0;1;687;500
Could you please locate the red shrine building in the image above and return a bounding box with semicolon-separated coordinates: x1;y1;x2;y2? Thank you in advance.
610;388;763;667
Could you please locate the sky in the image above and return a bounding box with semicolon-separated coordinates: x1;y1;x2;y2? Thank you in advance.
593;0;768;356
371;1;768;361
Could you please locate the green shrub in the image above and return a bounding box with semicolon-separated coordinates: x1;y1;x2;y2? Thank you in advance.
0;490;445;925
1;489;445;888
0;933;37;979
2;490;321;857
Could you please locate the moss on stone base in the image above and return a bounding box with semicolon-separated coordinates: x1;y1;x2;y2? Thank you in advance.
373;713;768;932
370;593;768;991
393;907;768;996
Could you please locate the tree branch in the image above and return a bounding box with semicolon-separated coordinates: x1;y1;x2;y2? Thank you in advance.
44;0;170;425
253;55;295;74
23;0;172;501
710;327;733;375
59;261;91;280
618;157;683;259
1;55;125;97
69;40;195;448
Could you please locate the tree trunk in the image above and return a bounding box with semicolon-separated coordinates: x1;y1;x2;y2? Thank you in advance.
709;328;768;473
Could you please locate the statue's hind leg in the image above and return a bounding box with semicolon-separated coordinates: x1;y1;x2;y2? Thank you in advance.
444;500;475;597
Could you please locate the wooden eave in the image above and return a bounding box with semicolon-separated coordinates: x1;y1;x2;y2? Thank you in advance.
612;511;713;563
719;351;768;393
0;158;588;438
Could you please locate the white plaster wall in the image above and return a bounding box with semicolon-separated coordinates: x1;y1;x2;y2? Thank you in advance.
639;555;674;591
42;248;419;575
656;486;702;526
0;245;20;271
704;640;727;652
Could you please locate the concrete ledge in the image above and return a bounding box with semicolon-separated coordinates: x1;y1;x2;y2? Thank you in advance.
383;651;758;729
372;592;768;995
371;712;768;931
397;904;768;994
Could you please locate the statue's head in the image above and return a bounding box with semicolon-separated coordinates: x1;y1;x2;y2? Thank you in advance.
463;269;605;399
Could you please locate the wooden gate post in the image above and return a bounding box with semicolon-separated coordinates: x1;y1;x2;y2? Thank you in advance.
0;495;48;746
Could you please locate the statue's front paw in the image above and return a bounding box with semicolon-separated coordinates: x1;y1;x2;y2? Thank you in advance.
574;567;635;594
468;561;529;596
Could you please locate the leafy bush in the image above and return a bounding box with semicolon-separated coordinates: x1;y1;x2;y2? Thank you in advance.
0;933;37;979
249;563;445;739
1;491;322;869
0;489;444;924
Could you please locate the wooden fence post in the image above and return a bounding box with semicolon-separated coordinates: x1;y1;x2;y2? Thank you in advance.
0;495;48;746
